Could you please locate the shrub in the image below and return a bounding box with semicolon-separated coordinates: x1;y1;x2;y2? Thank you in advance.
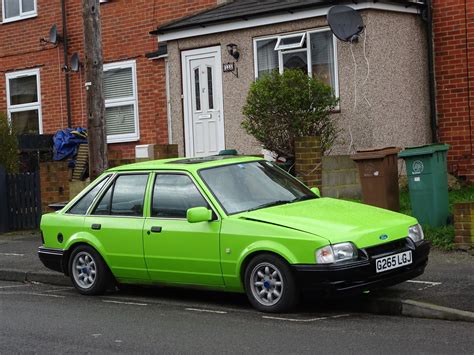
242;69;339;159
0;113;19;173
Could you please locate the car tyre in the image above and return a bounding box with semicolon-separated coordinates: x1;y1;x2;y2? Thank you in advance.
69;245;112;295
244;253;298;313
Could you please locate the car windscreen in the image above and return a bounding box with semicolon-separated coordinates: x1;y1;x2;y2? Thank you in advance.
199;161;315;215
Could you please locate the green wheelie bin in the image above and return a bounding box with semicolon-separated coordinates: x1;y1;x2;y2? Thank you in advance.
398;144;450;227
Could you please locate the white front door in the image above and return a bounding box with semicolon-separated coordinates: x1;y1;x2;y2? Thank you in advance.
182;47;225;157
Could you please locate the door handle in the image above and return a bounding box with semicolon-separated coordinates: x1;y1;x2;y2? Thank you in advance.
91;224;101;230
150;226;162;233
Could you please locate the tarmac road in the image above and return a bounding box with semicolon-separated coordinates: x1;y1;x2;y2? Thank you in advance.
0;280;473;354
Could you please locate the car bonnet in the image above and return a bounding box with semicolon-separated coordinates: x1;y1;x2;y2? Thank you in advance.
237;198;417;249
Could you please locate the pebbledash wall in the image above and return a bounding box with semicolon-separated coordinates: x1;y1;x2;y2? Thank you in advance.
0;0;216;159
433;0;474;181
166;9;432;157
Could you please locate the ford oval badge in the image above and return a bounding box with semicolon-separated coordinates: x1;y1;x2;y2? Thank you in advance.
379;234;389;241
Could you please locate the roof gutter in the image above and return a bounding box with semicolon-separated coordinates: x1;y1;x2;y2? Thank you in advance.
152;2;421;42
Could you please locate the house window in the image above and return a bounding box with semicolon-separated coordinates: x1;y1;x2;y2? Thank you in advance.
254;29;339;96
103;60;140;143
2;0;37;22
5;68;42;135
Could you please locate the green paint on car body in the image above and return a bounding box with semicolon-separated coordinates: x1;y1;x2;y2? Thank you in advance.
40;156;426;296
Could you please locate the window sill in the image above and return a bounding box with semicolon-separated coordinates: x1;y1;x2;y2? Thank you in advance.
107;135;140;144
1;13;37;24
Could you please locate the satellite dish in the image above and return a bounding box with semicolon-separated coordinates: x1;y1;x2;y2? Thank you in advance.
70;53;81;72
327;5;364;42
49;24;60;44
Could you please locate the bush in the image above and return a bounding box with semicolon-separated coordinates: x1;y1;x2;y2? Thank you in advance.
0;113;19;173
242;69;339;158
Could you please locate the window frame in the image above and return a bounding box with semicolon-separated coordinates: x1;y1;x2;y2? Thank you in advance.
5;68;43;134
1;0;37;23
103;60;140;144
149;171;219;221
65;174;113;215
253;27;339;98
89;172;150;218
274;32;306;51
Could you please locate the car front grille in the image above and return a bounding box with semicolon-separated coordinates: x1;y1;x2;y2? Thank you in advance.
364;238;409;258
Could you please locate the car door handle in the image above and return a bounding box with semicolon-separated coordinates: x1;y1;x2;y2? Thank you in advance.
150;226;162;233
91;224;101;230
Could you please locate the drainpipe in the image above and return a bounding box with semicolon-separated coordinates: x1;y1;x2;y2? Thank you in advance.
425;0;438;143
61;0;72;128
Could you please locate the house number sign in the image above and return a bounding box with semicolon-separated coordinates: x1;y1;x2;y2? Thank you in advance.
223;62;235;72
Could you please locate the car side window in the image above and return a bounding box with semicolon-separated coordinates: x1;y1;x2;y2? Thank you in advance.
67;175;110;215
92;174;148;217
152;174;209;219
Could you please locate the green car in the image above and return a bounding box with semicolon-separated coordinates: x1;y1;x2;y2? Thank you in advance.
39;155;430;312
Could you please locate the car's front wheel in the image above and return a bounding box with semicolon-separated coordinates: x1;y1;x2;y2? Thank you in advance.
244;253;298;313
69;245;112;295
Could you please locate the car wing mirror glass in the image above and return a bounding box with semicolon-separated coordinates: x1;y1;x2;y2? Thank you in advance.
187;207;213;223
310;187;321;198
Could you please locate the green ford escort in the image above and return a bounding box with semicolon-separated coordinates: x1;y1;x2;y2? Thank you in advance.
39;155;430;312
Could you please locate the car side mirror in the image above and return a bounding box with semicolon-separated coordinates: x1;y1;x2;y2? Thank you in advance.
187;207;213;223
310;187;321;198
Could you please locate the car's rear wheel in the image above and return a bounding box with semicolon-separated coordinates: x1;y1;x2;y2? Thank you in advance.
244;253;298;313
69;245;112;295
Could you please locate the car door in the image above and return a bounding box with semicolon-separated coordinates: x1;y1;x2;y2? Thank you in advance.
143;172;223;286
85;173;150;281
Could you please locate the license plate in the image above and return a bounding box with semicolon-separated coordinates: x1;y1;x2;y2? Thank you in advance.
375;251;412;273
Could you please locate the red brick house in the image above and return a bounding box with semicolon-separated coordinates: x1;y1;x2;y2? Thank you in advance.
433;0;474;181
0;0;216;160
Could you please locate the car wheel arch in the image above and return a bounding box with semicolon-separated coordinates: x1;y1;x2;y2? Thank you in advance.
239;250;294;286
63;242;110;276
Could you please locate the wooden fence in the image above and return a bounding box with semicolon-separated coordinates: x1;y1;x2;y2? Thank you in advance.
0;166;42;232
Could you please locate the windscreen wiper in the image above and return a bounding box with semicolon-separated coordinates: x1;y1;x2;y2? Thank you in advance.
291;194;318;203
245;200;292;212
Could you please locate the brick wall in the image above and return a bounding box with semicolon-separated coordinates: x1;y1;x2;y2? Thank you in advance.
433;0;474;181
39;161;70;212
294;136;322;188
453;202;474;251
0;0;217;160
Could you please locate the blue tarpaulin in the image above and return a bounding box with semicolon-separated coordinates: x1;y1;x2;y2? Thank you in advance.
53;128;88;161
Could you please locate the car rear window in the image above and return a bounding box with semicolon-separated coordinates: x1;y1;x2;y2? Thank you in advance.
67;175;110;215
92;174;149;217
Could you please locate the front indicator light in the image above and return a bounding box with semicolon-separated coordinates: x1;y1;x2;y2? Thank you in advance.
408;224;424;243
316;242;357;264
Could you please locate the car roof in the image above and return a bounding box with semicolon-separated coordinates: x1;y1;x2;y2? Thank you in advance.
107;155;263;173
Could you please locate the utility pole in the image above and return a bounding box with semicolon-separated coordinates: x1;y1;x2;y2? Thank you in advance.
82;0;108;180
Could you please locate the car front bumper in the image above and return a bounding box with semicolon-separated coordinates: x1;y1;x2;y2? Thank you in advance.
38;247;65;274
292;239;430;295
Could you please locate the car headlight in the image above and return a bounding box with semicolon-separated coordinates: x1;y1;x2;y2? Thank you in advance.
408;224;424;243
316;242;357;264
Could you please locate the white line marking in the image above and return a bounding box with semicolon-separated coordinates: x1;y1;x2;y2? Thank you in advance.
0;284;30;289
0;252;24;256
102;300;147;306
41;287;74;293
262;314;350;323
406;280;442;286
29;292;65;298
185;307;228;314
406;280;442;291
